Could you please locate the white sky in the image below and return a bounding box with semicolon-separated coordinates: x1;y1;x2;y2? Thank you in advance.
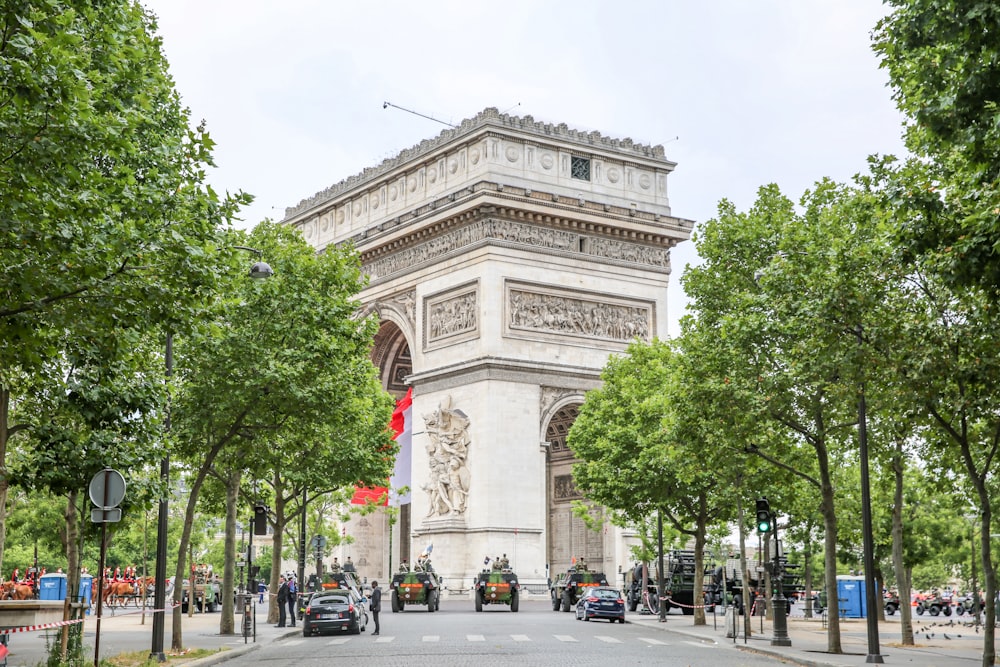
140;0;906;338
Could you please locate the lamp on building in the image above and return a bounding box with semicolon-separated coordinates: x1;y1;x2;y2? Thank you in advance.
150;247;272;661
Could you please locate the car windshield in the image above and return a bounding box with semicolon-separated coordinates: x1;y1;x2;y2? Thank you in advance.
590;588;620;599
313;594;350;605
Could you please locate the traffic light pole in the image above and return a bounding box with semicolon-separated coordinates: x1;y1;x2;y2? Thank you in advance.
770;511;791;647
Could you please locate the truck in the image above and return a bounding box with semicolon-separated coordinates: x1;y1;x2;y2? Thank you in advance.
661;550;718;616
474;567;520;612
181;566;221;613
712;556;805;614
550;566;609;612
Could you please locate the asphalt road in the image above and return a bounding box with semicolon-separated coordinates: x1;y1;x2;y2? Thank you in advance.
229;599;783;667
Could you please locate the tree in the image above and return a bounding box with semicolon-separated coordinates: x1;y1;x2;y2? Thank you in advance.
873;2;1000;293
0;0;249;573
568;338;745;625
168;221;395;649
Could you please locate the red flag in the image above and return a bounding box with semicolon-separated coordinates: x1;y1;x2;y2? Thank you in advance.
351;388;413;506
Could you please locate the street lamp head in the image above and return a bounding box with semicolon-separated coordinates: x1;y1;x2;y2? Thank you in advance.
249;261;274;280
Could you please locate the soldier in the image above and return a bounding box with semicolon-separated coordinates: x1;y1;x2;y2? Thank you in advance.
491;556;502;572
576;557;588;573
500;553;510;570
398;560;409;573
330;558;342;573
343;557;356;573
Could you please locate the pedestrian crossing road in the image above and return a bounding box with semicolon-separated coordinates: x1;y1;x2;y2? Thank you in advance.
279;634;710;647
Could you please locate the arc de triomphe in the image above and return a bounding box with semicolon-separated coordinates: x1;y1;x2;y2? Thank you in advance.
283;108;692;590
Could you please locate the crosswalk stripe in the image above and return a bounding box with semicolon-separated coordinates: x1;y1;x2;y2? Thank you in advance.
638;637;667;645
284;639;304;646
467;634;485;642
511;634;530;642
326;637;351;645
685;640;713;648
595;636;622;643
423;635;440;642
375;636;394;643
554;634;578;642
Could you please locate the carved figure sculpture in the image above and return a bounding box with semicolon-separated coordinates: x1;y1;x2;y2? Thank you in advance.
422;396;471;517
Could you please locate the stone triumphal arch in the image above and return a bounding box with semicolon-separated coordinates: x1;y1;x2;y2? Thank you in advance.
283;108;692;589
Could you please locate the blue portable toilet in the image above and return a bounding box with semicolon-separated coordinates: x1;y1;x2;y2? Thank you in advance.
39;573;68;601
836;575;866;618
78;574;93;614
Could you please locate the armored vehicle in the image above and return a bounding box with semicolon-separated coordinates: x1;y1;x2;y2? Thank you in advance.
390;569;441;612
322;570;362;595
474;568;520;612
551;565;609;612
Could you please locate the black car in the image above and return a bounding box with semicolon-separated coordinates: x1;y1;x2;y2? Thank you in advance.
575;586;626;623
302;590;368;636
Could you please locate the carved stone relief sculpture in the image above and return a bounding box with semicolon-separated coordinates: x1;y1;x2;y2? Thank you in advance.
427;291;477;341
509;288;651;342
422;396;471;517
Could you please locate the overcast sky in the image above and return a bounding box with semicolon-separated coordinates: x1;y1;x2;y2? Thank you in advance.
141;0;907;338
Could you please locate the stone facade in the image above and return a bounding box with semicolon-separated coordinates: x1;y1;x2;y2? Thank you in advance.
284;108;692;591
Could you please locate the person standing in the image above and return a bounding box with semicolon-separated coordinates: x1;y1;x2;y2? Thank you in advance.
287;575;298;627
275;576;288;627
369;581;381;635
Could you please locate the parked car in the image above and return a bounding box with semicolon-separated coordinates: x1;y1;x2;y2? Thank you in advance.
574;586;626;623
302;590;368;636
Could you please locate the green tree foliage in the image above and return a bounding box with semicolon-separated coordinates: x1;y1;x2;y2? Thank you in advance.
167;221;394;647
874;1;1000;292
0;0;249;574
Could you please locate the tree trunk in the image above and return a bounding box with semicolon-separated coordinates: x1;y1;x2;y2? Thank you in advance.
219;467;241;635
171;440;225;650
803;536;814;619
817;439;843;653
59;490;80;659
267;474;286;625
891;438;913;645
0;386;11;574
693;511;706;625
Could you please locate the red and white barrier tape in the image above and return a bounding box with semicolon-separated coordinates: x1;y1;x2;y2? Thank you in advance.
1;603;180;635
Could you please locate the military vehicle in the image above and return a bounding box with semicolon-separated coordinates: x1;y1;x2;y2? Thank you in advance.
625;562;659;613
474;568;520;612
712;555;804;614
180;565;221;613
550;565;609;612
390;568;441;612
660;550;719;615
322;570;363;595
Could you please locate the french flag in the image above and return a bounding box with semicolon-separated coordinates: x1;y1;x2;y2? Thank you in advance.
351;388;412;506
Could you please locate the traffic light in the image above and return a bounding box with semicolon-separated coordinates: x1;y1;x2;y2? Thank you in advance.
253;504;268;535
756;497;772;533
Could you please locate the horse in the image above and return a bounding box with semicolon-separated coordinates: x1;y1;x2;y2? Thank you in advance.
2;581;34;600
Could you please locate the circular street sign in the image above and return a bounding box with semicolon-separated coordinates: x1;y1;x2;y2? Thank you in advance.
88;468;126;508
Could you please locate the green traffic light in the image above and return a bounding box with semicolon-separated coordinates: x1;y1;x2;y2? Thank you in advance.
757;519;771;532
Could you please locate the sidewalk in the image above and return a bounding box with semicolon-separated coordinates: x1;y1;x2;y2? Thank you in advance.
2;602;299;667
630;610;990;666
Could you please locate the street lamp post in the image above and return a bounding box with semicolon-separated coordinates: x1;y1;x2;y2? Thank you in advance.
150;248;273;661
855;324;883;664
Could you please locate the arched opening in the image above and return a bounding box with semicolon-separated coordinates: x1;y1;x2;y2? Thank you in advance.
545;403;605;578
369;319;412;566
371;320;411;400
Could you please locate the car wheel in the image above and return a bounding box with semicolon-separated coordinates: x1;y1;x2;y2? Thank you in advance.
561;590;572;612
930;605;941;616
391;590;400;613
552;593;560;611
476;591;483;612
510;589;519;613
620;617;626;624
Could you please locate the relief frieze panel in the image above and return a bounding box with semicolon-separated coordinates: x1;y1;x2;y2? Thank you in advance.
364;218;668;281
507;283;652;343
424;283;479;349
